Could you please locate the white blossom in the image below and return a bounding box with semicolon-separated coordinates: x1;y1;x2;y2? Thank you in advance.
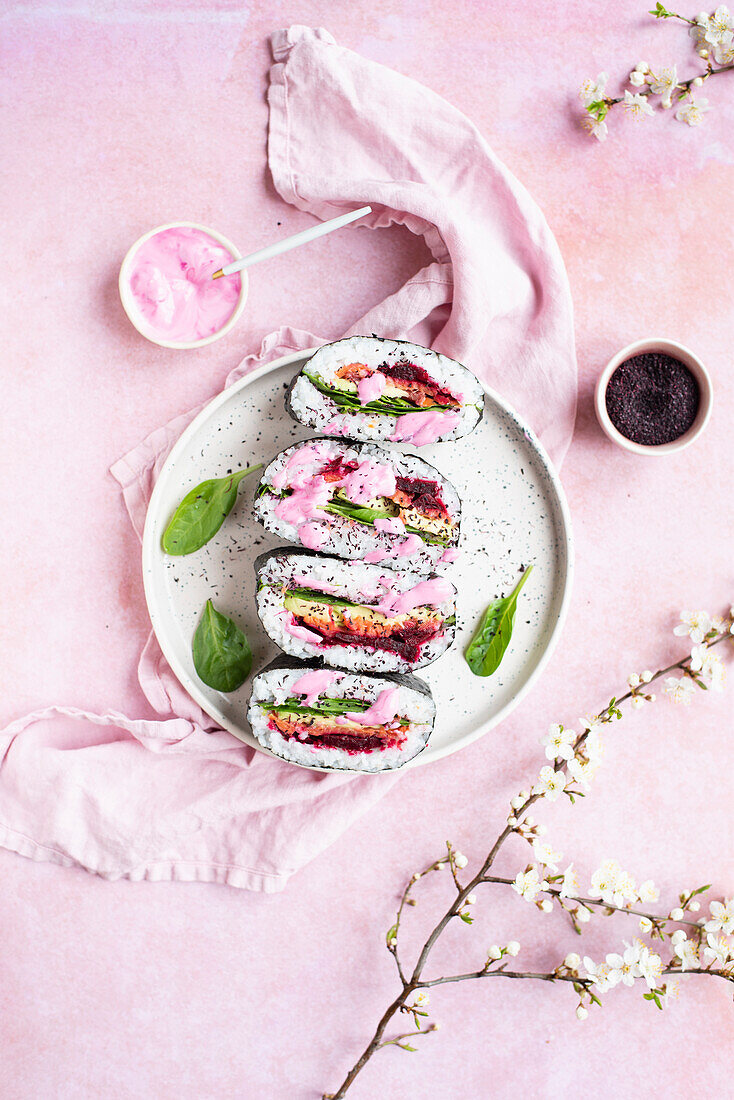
579;72;608;106
637;943;664;990
677;97;713;127
648;64;679;109
639;917;653;933
567;756;598;789
542;723;575;761
589;859;637;907
506;941;521;956
705;898;734;935
690;645;726;690
660;979;680;1008
663;676;696;704
714;36;734;62
674;936;700;971
466;893;477;905
624;90;655;119
513;867;547;902
703;933;732;967
628;673;641;688
582;720;605;763
674;610;712;643
581;114;609;142
670;907;685;922
413;990;430;1008
532;839;563;872
560;863;581;900
534;765;566;802
583;956;614;992
697;4;734;44
638;879;660;904
631;696;645;710
606;941;643;987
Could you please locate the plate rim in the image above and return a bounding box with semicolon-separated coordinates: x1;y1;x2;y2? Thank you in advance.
142;348;574;770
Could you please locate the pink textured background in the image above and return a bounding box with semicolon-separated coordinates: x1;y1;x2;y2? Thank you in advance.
1;3;733;1098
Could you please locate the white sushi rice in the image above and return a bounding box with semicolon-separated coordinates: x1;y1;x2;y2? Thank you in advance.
289;336;484;443
256;550;457;673
247;664;435;772
252;439;461;575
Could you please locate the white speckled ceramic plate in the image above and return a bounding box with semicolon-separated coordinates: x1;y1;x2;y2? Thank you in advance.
142;350;573;770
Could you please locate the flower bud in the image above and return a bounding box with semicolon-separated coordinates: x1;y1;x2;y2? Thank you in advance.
635;60;649;72
577;906;592;923
565;952;581;969
576;1006;589;1020
629;71;646;87
639;917;653;933
631;696;645;710
539;899;553;913
670;907;685;921
690;900;701;912
506;941;521;956
628;673;641;687
488;944;502;960
693;76;703;86
671;929;687;945
641;670;653;683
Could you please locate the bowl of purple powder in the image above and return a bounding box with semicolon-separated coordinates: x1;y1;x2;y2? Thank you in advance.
595;338;713;456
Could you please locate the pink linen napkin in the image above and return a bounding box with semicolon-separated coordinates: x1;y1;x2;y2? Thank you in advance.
0;27;576;892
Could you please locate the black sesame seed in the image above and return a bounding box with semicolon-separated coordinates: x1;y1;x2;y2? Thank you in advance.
605;353;700;446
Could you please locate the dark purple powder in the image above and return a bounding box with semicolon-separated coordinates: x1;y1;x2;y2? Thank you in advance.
605;352;700;446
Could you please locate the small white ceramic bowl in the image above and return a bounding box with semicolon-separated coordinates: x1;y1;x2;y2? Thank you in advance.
118;221;248;350
594;337;713;456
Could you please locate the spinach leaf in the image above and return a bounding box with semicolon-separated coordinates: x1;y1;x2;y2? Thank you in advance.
304;372;454;417
192;600;252;692
162;464;262;556
263;696;371;717
465;566;534;677
321;498;447;545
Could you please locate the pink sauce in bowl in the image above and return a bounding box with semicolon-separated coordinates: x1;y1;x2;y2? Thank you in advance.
119;223;247;348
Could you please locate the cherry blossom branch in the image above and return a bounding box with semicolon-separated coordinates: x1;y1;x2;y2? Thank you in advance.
482;875;704;928
323;610;733;1100
580;4;734;139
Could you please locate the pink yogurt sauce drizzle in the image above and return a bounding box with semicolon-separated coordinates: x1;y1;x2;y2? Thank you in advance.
394;534;422;558
341;459;396;505
275;481;331;525
375;577;453;617
298;523;328;550
438;547;460;564
277;610;323;647
364;549;387;564
128;226;241;343
389;410;461;447
374;517;405;536
346;687;401;725
272;442;332;490
291;669;341;707
357;372;386;404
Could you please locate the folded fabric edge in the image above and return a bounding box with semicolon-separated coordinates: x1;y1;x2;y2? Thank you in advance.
0;822;291;893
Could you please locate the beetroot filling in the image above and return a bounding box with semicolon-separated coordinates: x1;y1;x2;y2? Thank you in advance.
321;457;359;482
395;476;449;519
380;360;459;406
293;618;441;663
